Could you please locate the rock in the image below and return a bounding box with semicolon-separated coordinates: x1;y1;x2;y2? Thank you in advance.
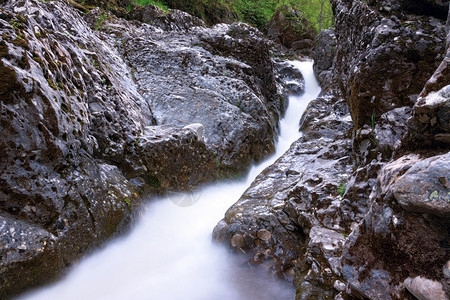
399;0;449;20
106;17;286;175
313;29;336;88
445;261;450;278
393;152;450;217
334;280;346;292
331;0;447;129
124;125;217;192
308;226;345;257
213;89;354;297
257;229;272;241
404;276;448;300
231;234;244;248
410;84;450;146
266;5;316;56
273;59;305;96
128;4;206;31
374;107;412;158
0;0;290;296
339;154;449;299
183;123;205;141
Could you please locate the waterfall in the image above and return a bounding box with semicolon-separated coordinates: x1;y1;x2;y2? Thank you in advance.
21;61;321;300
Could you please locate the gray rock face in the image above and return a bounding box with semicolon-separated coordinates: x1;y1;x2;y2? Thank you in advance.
214;1;450;299
313;29;336;89
0;0;149;294
213;90;354;297
411;84;450;145
331;0;446;129
340;153;449;299
0;0;290;296
99;13;285;175
393;153;450;217
404;276;448;300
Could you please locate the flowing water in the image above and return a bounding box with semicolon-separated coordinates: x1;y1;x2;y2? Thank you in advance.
21;60;321;300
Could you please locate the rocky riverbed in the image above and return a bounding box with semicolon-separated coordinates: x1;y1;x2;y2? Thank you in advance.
0;0;449;299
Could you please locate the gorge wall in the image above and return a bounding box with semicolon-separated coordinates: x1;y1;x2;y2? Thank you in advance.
214;0;449;299
0;0;302;297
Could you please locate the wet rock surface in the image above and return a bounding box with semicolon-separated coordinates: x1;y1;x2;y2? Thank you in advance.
404;276;448;300
215;1;450;299
329;1;450;299
313;29;336;89
98;7;286;175
332;0;447;129
393;153;450;217
0;0;290;297
213;90;355;296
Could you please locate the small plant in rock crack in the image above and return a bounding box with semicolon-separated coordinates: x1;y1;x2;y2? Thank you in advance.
337;177;347;197
94;13;108;31
369;109;378;146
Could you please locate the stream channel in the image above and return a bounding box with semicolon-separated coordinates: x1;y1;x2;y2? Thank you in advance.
21;60;321;300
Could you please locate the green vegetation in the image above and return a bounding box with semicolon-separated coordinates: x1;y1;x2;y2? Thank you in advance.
133;0;168;11
231;0;333;31
133;0;333;32
338;178;346;197
94;13;108;30
46;78;58;90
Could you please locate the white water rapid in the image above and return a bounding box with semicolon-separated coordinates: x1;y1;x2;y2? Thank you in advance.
21;61;321;300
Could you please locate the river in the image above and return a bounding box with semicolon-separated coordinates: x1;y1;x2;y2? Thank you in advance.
20;60;320;300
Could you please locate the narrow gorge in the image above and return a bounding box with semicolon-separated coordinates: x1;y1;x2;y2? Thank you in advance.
0;0;449;299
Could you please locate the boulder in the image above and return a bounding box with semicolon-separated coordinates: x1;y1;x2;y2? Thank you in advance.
106;17;286;175
128;4;206;32
393;152;450;217
340;154;449;299
313;29;336;89
404;276;448;300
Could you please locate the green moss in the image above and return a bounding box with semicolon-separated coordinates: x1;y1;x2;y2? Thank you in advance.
8;20;23;30
46;78;58;90
337;181;346;196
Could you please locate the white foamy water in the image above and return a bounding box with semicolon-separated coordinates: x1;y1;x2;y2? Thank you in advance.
20;61;320;300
